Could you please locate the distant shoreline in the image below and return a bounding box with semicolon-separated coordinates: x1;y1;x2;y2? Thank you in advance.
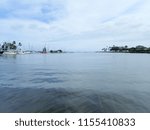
101;45;150;54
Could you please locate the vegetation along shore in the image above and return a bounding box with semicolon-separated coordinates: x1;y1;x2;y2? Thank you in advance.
101;45;150;53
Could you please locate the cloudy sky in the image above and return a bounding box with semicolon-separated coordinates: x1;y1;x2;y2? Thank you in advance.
0;0;150;51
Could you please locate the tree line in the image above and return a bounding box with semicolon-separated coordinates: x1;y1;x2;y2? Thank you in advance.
103;45;150;53
0;41;22;51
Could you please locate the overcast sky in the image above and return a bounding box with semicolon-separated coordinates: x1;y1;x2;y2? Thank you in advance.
0;0;150;51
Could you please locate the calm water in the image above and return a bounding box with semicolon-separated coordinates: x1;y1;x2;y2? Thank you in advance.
0;53;150;113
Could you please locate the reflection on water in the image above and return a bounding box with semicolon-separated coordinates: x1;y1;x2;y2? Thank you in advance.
0;53;150;113
0;54;17;59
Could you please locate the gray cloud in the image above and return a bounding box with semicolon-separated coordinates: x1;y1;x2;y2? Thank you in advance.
0;0;150;51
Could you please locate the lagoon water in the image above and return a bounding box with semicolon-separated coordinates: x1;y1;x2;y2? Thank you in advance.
0;53;150;112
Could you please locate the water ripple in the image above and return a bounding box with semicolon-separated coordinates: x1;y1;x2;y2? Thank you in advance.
0;87;149;113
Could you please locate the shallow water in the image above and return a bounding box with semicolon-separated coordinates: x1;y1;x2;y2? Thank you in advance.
0;53;150;112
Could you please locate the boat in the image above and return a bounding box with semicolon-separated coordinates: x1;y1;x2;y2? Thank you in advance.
42;47;47;53
3;50;17;55
23;50;33;54
17;50;25;55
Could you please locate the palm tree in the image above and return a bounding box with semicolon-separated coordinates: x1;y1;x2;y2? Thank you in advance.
18;42;22;46
12;41;16;45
